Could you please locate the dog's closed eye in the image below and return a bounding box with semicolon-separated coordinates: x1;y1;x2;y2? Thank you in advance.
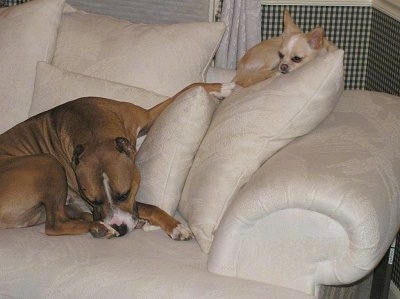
115;190;130;202
291;56;303;63
278;52;284;59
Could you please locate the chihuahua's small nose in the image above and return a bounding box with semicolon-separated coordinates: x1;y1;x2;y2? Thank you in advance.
280;64;289;74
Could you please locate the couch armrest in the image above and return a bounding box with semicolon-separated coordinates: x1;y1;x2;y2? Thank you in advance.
208;91;400;296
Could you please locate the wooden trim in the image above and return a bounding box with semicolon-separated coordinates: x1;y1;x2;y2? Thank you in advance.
260;0;400;21
373;0;400;21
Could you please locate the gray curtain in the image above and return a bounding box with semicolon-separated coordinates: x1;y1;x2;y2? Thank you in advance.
66;0;211;24
215;0;262;69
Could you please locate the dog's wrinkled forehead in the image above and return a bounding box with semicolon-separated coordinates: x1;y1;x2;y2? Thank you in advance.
71;137;137;199
72;137;135;167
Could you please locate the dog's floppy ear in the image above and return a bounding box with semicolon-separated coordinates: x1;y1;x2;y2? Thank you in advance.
115;137;134;156
72;144;85;166
283;9;302;36
307;27;325;49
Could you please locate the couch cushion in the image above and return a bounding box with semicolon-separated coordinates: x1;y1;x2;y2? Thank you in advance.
0;224;313;298
29;62;167;117
179;50;344;253
52;9;225;96
136;86;219;215
0;0;65;133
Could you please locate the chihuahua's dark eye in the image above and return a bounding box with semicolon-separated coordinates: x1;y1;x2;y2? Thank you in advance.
278;52;284;59
292;56;303;63
116;191;130;202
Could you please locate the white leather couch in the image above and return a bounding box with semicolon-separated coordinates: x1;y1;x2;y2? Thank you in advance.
1;0;399;298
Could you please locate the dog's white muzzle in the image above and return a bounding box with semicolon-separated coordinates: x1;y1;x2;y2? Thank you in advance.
102;172;138;235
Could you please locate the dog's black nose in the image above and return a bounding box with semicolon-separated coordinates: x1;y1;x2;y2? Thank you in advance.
111;223;128;236
280;64;289;74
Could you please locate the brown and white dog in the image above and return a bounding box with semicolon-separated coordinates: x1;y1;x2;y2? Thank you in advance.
0;82;231;240
235;9;337;87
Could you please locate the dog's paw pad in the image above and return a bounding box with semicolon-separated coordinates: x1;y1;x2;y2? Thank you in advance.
169;224;193;241
210;82;236;99
90;221;120;238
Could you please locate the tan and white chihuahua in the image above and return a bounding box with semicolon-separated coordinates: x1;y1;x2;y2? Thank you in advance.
235;9;337;87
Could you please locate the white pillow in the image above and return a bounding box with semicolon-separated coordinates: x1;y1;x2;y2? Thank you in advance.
0;0;65;133
52;10;225;96
179;50;345;253
136;86;219;215
30;62;167;117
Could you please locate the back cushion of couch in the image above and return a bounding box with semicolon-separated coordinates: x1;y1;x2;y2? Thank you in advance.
0;0;65;134
52;10;225;96
136;87;219;215
29;62;167;117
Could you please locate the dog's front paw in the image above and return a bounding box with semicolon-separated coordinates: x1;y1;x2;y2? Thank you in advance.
90;221;120;239
169;223;193;241
210;82;236;99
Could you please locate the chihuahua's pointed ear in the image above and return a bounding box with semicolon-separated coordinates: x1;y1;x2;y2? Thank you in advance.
307;27;325;49
283;9;302;35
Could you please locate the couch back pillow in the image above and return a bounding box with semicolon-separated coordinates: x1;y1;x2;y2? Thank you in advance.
0;0;65;133
136;87;219;215
179;50;344;253
52;10;225;96
29;62;167;117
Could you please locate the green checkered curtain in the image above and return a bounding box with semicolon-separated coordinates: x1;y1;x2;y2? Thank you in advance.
365;9;400;96
261;5;372;90
1;0;30;5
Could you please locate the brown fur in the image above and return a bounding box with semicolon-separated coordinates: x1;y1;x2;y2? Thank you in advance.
0;82;223;239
